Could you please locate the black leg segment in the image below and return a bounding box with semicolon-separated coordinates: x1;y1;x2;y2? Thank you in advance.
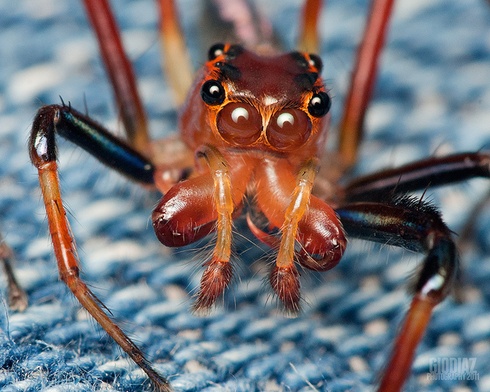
336;196;457;298
344;151;490;202
30;104;155;185
336;196;458;390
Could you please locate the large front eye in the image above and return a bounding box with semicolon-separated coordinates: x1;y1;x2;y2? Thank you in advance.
217;102;262;145
201;80;225;105
267;109;312;150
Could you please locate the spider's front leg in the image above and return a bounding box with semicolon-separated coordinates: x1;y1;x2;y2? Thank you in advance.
344;151;490;202
152;147;254;314
336;150;490;391
337;197;456;391
251;158;347;314
29;104;172;392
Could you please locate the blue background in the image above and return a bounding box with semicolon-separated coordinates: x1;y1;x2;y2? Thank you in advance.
1;0;490;391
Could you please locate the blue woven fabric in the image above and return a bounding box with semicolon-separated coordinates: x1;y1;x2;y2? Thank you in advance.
1;0;490;391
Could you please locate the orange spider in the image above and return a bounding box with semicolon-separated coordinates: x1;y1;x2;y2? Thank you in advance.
15;0;489;391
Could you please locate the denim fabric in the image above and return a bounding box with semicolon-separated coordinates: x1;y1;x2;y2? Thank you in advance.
1;0;490;391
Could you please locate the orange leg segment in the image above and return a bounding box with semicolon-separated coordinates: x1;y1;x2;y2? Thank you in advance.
271;159;319;314
158;0;193;105
82;0;150;153
338;0;395;167
378;296;436;392
29;111;171;392
192;146;235;314
299;0;323;53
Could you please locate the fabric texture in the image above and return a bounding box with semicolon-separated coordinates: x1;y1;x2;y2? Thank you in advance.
1;0;490;391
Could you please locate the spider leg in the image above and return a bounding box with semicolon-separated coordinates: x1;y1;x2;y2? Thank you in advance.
82;0;196;186
254;159;345;314
344;151;490;201
270;159;319;315
29;105;172;391
298;0;323;53
152;146;253;314
82;0;150;153
158;0;193;105
338;0;395;167
0;237;27;312
32;104;155;184
336;198;457;392
191;146;236;314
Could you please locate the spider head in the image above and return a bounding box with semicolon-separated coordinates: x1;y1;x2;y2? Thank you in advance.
180;44;331;159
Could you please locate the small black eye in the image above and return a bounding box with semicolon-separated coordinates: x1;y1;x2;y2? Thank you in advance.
290;51;309;68
308;92;331;117
225;44;244;59
208;43;225;61
308;54;323;73
201;80;225;105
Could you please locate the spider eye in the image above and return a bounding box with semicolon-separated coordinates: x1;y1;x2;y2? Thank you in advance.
267;109;312;150
308;54;323;73
201;80;225;105
217;102;262;145
308;92;331;117
208;43;225;60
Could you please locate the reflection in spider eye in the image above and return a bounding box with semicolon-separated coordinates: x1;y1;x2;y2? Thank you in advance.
231;107;250;123
308;91;331;117
276;112;294;128
267;109;311;150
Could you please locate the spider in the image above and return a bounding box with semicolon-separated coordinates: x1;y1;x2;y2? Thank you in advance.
2;0;490;392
